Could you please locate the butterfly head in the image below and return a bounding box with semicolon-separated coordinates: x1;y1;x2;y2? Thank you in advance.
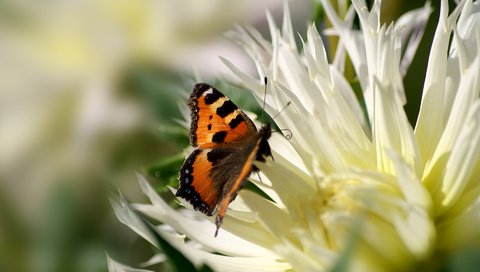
259;123;272;138
255;123;273;164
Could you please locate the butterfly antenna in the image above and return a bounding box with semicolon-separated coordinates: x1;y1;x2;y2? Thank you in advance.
262;79;293;140
271;101;293;140
281;128;293;140
262;77;268;121
272;101;291;120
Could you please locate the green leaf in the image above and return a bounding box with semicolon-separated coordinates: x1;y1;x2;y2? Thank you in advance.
243;181;274;203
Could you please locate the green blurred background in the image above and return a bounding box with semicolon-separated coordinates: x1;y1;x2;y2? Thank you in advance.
0;0;447;271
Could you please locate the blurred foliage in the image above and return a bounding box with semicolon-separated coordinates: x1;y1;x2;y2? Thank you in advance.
119;63;190;147
442;246;480;272
144;154;185;190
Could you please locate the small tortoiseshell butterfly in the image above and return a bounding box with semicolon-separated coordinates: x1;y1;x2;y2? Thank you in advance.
175;83;272;236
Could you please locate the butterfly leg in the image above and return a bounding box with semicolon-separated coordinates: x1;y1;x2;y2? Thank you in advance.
214;215;223;237
256;171;264;184
214;196;231;237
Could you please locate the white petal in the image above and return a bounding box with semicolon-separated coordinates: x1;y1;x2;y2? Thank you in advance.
330;66;369;136
107;254;154;272
281;2;296;50
449;1;480;69
388;151;432;211
430;53;480;167
255;150;316;211
372;78;420;175
423;57;480;213
136;174;278;257
274;241;329;271
304;24;330;81
139;254;166;267
440;101;480;213
393;207;437;259
415;0;465;169
159;231;291;272
110;194;160;248
395;2;433;75
388;151;435;257
239;190;296;241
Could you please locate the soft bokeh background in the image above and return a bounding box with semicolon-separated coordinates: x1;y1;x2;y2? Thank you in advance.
0;0;439;271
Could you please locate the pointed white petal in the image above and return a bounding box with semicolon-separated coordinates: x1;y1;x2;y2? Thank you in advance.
139;254;166;267
107;254;154;272
395;2;433;75
372;78;420;175
440;101;480;213
239;190;296;240
110;194;160;248
135;175;278;256
281;2;296;50
423;56;480;212
255;151;316;210
388;151;435;257
415;0;465;169
330;67;369;135
304;24;330;81
388;151;432;211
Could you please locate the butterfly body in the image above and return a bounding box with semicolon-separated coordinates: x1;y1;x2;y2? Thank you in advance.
175;83;272;236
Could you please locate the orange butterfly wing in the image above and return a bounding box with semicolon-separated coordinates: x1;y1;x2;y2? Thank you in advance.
188;83;255;148
176;149;219;215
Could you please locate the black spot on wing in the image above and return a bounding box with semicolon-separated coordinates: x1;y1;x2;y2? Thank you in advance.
229;114;244;129
193;83;211;95
207;124;212;130
190;83;224;105
188;84;226;147
212;131;227;143
207;148;231;166
216;100;237;117
205;91;223;105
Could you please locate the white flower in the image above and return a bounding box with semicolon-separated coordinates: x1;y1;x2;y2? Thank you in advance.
111;0;480;271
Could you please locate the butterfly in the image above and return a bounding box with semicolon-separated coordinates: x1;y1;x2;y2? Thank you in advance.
175;83;272;237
